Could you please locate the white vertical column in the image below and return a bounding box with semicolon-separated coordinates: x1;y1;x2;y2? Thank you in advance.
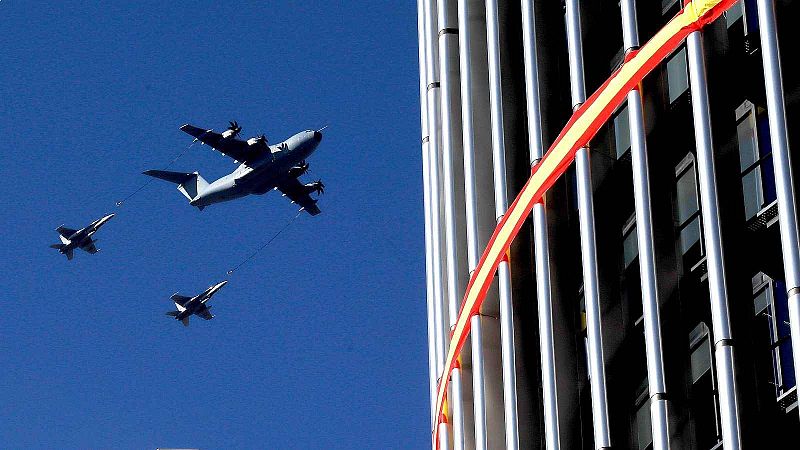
520;1;560;449
418;0;439;423
484;0;519;448
564;0;612;447
437;0;466;447
685;30;742;450
423;0;452;447
756;0;800;424
457;0;488;448
619;1;670;449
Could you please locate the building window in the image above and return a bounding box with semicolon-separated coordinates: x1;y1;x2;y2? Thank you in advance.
675;154;703;263
688;323;723;448
662;0;680;16
614;104;631;159
725;0;744;28
623;214;638;270
752;273;796;397
736;101;776;221
633;379;653;450
667;47;689;104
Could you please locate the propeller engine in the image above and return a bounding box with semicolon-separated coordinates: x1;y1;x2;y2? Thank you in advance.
246;134;269;147
222;120;241;139
304;180;325;196
288;160;310;178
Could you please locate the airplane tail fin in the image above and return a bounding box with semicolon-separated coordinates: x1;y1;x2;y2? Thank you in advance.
166;310;189;326
50;244;74;260
143;170;209;204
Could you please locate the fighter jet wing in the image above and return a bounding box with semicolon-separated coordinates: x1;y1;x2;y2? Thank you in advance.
276;177;321;216
170;293;192;306
56;226;79;238
80;241;99;254
180;124;261;163
196;306;214;320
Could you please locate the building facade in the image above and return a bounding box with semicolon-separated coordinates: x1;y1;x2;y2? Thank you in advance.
417;1;800;449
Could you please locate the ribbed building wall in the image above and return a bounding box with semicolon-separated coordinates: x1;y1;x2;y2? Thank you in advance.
418;1;800;449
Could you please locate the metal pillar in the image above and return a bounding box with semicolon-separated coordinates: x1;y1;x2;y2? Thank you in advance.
457;0;488;447
418;0;439;422
686;30;743;450
485;0;519;448
520;1;560;449
423;0;452;447
437;0;466;446
439;423;451;450
564;0;612;447
619;1;670;449
756;0;800;423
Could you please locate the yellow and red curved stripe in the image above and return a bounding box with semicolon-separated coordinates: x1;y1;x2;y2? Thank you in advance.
432;0;736;447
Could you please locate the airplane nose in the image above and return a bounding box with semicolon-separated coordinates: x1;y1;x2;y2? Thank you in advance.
313;131;322;142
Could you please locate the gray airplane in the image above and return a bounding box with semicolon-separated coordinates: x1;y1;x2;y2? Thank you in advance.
144;122;325;215
166;280;228;326
50;213;115;260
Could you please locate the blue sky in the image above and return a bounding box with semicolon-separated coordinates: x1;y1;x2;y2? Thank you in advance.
0;1;428;448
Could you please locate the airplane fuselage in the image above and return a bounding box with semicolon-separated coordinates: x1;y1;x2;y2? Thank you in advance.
190;130;322;208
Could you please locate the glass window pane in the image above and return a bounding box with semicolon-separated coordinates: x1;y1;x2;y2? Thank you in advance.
742;167;763;220
689;323;709;346
667;48;689;103
662;0;678;11
615;106;631;158
676;165;699;223
737;114;758;171
726;1;743;27
754;287;771;315
680;216;701;254
691;338;712;383
624;224;639;268
636;398;653;450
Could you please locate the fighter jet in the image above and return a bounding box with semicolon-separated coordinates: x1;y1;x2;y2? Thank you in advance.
144;122;325;215
166;280;228;327
50;213;115;260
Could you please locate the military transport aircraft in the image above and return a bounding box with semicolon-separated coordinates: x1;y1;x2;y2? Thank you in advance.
50;213;115;260
144;121;326;215
166;280;228;326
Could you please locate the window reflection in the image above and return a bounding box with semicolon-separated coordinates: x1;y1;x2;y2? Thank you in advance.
667;47;689;104
752;273;796;397
623;214;638;270
736;101;776;221
614;104;631;159
634;379;653;450
675;154;703;261
689;323;723;447
726;0;744;28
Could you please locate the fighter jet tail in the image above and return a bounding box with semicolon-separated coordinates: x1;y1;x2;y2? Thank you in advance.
50;244;74;260
143;170;209;204
165;310;190;326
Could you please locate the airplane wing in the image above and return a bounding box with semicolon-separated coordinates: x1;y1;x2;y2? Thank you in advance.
170;293;192;306
180;124;261;163
80;241;99;254
196;306;214;320
276;177;321;216
56;226;79;238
